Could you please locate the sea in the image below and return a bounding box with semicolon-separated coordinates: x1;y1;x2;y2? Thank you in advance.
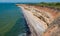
0;3;30;36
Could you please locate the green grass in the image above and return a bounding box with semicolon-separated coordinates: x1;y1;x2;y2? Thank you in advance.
28;2;60;9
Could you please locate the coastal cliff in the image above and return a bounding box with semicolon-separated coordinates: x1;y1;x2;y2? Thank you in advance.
17;4;60;36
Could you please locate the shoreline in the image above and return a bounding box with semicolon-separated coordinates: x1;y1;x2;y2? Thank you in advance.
19;6;31;36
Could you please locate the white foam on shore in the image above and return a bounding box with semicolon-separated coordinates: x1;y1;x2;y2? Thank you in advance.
18;33;26;36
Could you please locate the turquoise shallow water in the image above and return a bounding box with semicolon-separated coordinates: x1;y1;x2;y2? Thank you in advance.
0;3;30;36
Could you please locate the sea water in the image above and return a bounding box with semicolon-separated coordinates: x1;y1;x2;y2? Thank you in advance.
0;3;30;36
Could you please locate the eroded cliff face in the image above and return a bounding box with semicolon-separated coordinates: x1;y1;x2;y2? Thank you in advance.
33;5;60;36
31;5;60;36
17;4;60;36
43;17;60;36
